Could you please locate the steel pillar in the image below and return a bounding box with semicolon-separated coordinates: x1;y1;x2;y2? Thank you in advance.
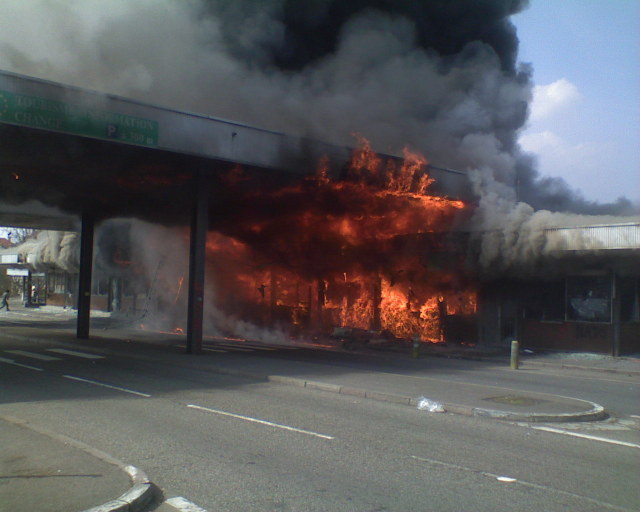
612;274;621;357
76;213;94;339
186;170;209;354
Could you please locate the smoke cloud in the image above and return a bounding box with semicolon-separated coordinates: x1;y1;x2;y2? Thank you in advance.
9;230;79;272
1;0;634;214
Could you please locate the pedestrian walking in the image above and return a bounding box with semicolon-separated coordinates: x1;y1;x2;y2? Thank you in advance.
0;289;9;311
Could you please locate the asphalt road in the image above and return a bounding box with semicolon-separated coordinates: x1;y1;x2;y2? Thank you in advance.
0;337;638;511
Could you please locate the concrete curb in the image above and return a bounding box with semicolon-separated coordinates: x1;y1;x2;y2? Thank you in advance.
0;415;160;512
471;399;607;423
212;367;608;423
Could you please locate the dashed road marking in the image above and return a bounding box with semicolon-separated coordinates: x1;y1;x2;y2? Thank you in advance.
46;348;105;359
181;342;301;353
234;344;278;351
63;375;151;397
209;344;254;352
531;425;640;449
410;455;631;511
0;356;44;371
5;350;61;361
165;496;209;511
187;403;334;440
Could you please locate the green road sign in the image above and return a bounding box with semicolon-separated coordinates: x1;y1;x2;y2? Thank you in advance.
0;89;158;146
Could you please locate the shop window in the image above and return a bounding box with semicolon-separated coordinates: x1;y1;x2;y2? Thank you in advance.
620;278;639;322
566;276;611;323
542;281;565;321
525;280;564;321
92;278;109;296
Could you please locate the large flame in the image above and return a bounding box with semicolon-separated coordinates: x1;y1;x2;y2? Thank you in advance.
197;137;476;343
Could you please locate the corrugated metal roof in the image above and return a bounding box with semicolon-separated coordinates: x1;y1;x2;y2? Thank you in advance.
544;223;640;251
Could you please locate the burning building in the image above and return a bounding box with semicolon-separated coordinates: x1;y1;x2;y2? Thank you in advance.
0;1;638;354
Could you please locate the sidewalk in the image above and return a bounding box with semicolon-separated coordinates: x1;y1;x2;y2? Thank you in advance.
0;415;157;512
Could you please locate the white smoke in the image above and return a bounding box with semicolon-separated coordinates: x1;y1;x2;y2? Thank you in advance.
9;230;79;271
122;219;288;342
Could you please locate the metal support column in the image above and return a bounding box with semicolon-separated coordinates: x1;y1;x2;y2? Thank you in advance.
612;274;621;357
77;213;95;339
186;169;209;354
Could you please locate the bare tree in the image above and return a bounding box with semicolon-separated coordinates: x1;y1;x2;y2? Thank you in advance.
2;227;37;245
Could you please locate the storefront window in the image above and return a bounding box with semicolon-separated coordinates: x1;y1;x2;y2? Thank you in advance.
542;281;565;321
566;276;611;323
620;277;639;322
524;280;565;321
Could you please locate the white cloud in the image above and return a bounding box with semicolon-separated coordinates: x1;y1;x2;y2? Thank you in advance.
530;78;581;121
519;130;563;153
519;129;628;202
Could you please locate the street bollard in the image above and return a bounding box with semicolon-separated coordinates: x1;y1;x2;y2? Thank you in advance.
412;335;420;359
510;339;519;369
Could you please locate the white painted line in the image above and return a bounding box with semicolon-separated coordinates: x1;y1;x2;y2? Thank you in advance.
240;345;278;351
187;404;334;440
410;455;630;511
165;496;209;512
0;356;44;371
63;375;151;397
203;347;228;353
531;425;640;449
46;348;105;359
211;342;283;351
5;350;61;361
211;345;254;352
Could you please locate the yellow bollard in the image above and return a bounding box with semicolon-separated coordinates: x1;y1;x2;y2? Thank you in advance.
510;339;519;369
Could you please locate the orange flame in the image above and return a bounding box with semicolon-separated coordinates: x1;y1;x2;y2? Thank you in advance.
162;136;476;344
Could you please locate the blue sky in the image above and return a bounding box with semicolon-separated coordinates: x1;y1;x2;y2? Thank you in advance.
513;0;640;206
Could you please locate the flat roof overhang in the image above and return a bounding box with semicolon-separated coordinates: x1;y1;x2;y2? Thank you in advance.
0;70;470;229
0;70;348;228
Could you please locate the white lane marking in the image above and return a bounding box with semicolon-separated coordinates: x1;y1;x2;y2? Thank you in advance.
410;455;631;511
165;496;209;512
46;348;105;359
203;347;228;353
531;425;640;449
187;404;334;440
0;356;44;371
63;375;151;397
207;343;291;351
239;345;278;351
210;345;254;352
5;350;61;361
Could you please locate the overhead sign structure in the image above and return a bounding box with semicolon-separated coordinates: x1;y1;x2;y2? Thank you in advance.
6;268;29;276
0;89;158;147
